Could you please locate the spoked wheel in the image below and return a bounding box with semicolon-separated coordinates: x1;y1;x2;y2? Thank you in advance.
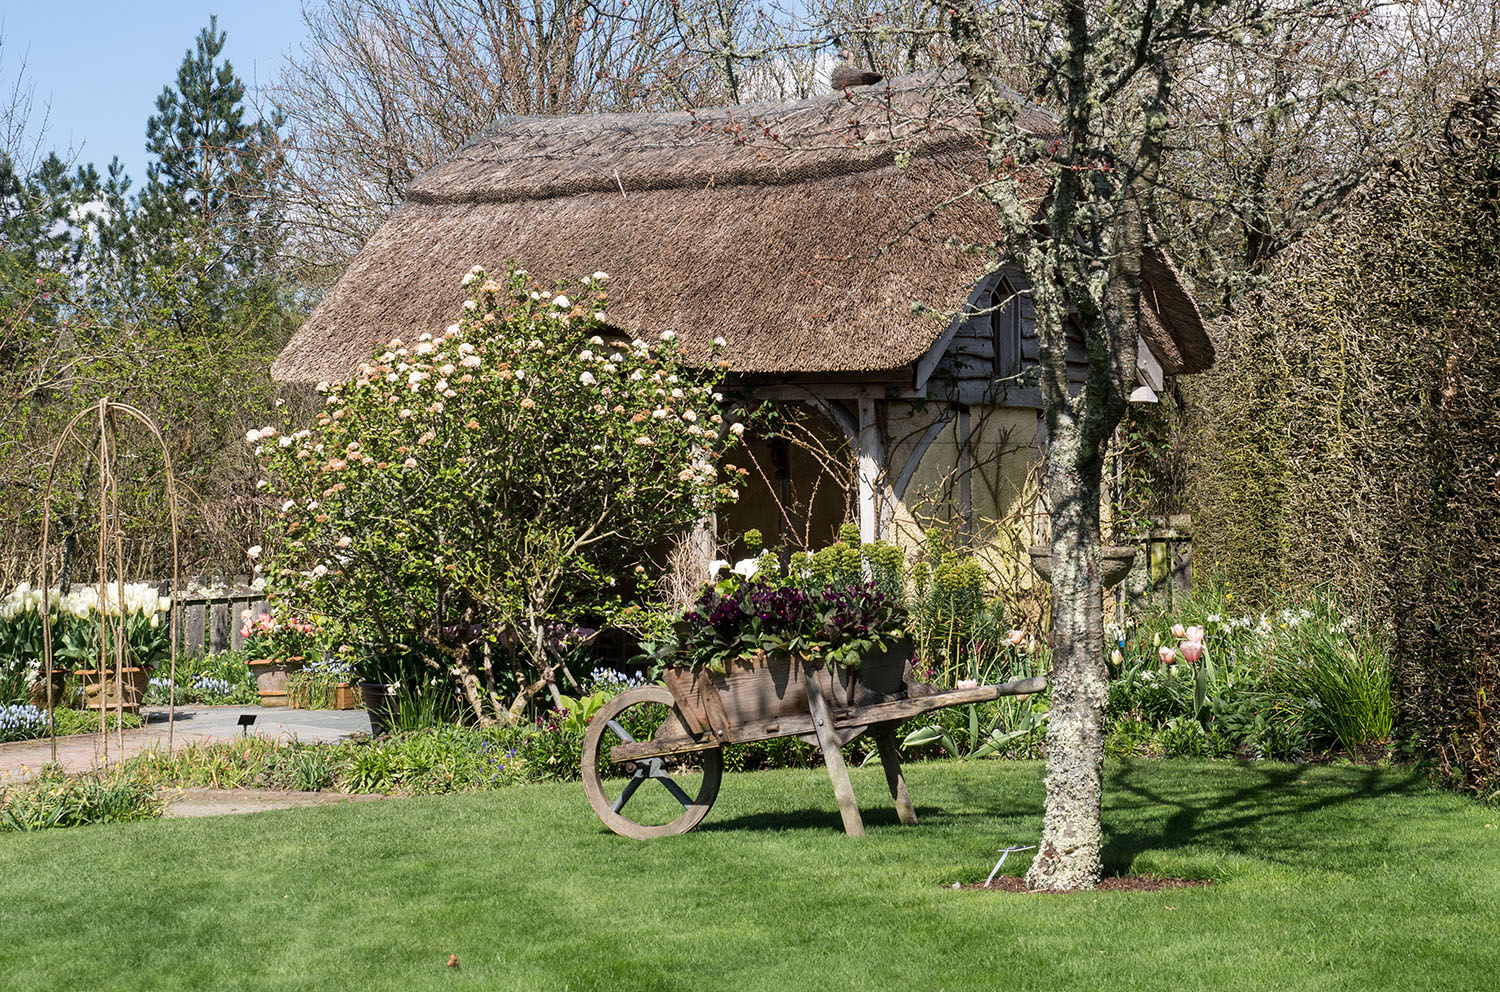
581;685;722;839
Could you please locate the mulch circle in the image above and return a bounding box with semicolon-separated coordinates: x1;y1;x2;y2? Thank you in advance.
956;875;1212;894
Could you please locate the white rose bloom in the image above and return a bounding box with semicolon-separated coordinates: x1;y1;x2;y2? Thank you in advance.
630;370;644;381
591;271;609;282
552;294;571;309
462;299;477;310
580;372;597;385
578;350;594;361
682;409;697;422
713;336;727;347
312;564;328;578
660;330;676;342
730;422;746;436
248;545;263;559
589;335;604;346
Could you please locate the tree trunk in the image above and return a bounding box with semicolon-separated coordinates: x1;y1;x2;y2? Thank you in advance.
1026;413;1109;891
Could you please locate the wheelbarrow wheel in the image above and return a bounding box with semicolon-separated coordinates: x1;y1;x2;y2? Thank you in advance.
581;685;722;839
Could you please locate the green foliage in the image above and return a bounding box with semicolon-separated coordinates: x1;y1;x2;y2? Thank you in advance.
1108;584;1394;760
1189;88;1500;795
0;768;162;831
255;266;732;724
653;539;909;674
0;20;295;586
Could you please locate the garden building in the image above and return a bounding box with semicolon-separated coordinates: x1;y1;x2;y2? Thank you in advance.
272;72;1214;566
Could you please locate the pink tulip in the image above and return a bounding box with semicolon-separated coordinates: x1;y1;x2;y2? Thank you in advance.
1171;624;1186;639
1006;629;1026;647
1185;625;1206;644
1179;640;1205;664
1158;645;1177;666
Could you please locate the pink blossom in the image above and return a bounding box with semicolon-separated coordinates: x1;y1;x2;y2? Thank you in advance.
1158;645;1177;666
1171;623;1186;639
1006;629;1026;646
1185;625;1206;644
956;679;979;690
1179;640;1205;664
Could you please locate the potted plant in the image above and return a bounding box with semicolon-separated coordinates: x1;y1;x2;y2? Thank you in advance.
286;657;359;709
647;550;918;725
63;588;172;714
351;648;430;735
241;611;317;706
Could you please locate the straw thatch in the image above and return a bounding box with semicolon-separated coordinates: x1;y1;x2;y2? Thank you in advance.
273;73;1211;385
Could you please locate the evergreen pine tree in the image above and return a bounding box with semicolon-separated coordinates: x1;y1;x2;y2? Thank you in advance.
134;16;284;308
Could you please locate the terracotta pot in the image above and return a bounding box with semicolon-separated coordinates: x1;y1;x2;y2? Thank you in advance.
74;667;150;713
1027;545;1138;590
248;656;307;707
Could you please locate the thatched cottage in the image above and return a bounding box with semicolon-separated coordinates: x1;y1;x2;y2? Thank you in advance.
273;72;1213;562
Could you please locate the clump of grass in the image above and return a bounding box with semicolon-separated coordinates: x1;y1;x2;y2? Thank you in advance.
0;768;162;832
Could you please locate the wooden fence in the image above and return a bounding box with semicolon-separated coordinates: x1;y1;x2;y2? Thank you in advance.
172;578;269;658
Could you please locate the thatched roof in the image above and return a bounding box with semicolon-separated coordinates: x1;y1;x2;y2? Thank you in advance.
273;73;1211;385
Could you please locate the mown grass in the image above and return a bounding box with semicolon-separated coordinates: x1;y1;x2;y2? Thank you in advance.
0;759;1494;992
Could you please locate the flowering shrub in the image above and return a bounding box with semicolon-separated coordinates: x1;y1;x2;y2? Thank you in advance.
254;266;737;725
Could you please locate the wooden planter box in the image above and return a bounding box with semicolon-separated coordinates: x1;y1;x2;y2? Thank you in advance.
247;656;307;707
74;667;150;713
287;680;360;710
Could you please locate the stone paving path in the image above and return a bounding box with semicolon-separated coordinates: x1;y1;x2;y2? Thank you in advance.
0;706;372;783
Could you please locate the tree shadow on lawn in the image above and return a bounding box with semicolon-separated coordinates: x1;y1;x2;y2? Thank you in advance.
695;804;952;834
926;759;1435;877
1099;760;1431;875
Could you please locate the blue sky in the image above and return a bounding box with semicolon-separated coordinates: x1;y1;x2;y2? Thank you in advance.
2;2;309;181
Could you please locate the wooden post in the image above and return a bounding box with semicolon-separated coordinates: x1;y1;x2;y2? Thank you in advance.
956;405;973;539
805;668;865;837
856;397;882;545
875;728;919;826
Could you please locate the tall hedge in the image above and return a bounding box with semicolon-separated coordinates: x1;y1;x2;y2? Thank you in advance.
1189;86;1500;795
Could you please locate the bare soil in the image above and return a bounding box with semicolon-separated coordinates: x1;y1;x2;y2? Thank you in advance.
959;875;1212;894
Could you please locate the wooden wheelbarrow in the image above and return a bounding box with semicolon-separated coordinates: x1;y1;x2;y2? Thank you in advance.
581;645;1046;838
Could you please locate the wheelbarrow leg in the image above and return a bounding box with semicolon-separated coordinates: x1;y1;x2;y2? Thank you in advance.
806;671;865;837
875;726;918;826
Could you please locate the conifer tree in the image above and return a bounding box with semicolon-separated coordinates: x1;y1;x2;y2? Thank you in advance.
132;16;284;309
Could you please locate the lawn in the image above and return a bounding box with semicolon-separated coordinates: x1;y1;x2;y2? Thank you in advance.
0;759;1495;992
